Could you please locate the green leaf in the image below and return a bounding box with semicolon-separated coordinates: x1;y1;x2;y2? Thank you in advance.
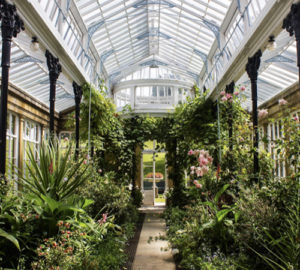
216;208;232;223
200;219;215;230
214;184;230;204
41;195;59;213
0;228;20;250
234;211;240;223
82;199;94;209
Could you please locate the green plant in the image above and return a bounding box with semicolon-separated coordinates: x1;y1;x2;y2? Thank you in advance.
0;227;20;250
247;181;300;270
0;189;41;269
21;140;90;201
31;215;124;270
79;171;138;225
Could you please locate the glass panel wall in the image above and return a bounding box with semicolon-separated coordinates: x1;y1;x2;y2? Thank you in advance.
6;112;19;182
136;86;173;105
23;119;41;177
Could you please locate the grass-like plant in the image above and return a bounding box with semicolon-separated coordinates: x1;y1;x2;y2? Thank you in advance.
20;140;90;201
248;181;300;270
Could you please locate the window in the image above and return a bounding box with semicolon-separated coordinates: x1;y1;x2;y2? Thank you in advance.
59;131;73;152
267;120;285;178
258;127;264;150
6;112;19;182
23;119;41;176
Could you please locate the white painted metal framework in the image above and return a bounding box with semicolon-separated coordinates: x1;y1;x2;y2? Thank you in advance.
2;0;299;113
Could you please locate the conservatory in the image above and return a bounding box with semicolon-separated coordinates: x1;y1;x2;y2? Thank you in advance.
0;0;299;269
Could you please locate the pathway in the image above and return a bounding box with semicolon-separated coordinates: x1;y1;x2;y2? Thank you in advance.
132;206;176;270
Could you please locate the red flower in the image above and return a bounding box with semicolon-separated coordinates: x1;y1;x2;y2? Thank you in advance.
49;161;53;174
216;164;221;180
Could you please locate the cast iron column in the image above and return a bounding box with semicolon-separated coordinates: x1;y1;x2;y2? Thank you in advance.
246;50;262;182
283;3;300;86
226;81;235;151
0;1;24;175
73;82;82;158
45;50;61;143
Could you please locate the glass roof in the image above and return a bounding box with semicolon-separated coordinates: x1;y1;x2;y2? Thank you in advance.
75;0;232;83
1;31;75;113
1;0;297;115
237;30;298;111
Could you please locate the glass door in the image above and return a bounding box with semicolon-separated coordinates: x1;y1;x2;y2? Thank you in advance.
141;140;167;206
142;152;155;205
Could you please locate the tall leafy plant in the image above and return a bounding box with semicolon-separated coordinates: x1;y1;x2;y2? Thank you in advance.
248;186;300;269
21;140;90;201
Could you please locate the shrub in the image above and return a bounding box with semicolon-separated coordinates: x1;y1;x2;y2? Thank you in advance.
79;171;138;225
31;216;128;270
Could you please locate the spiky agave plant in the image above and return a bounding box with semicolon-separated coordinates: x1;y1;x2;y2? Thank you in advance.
20;139;90;201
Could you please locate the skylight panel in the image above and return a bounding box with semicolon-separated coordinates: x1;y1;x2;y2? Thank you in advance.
269;64;298;80
208;1;229;14
259;73;290;89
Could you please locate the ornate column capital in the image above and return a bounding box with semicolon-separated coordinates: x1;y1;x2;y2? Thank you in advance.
0;1;24;40
225;81;235;94
45;50;62;82
246;50;262;82
72;82;82;104
283;3;300;40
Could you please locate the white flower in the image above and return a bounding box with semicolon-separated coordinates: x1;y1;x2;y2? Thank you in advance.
278;99;288;106
128;183;133;190
172;248;179;255
258;109;268;119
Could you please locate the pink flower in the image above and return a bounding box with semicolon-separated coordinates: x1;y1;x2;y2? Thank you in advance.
83;160;87;165
193;180;199;185
200;149;207;155
195;183;202;189
258;109;268;119
190;166;195;171
200;158;209;166
221;96;228;102
207;156;213;163
194;150;201;155
278;99;288;105
64;137;69;142
196;167;203;177
293;116;299;122
98;169;102;173
202;166;209;174
98;213;108;225
226;93;232;99
188;150;194;156
220;91;226;96
234;91;239;96
240;86;246;91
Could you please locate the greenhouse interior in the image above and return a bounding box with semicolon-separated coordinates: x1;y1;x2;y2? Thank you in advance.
0;0;299;269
